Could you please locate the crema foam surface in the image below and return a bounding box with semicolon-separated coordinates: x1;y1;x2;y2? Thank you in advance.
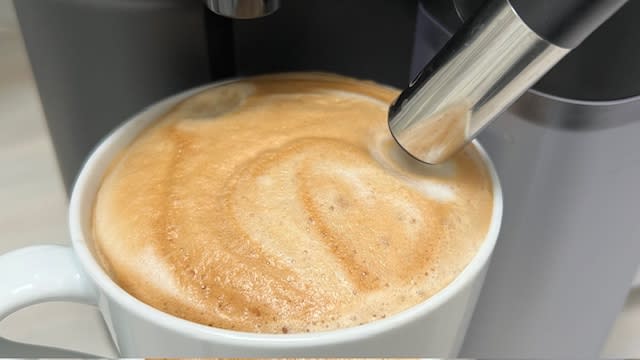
93;73;493;333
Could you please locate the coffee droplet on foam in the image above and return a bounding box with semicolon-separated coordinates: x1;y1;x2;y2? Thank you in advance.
93;73;493;334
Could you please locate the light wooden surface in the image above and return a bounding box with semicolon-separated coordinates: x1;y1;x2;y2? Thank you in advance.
0;0;637;357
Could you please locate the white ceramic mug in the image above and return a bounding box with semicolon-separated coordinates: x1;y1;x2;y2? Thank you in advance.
0;79;503;357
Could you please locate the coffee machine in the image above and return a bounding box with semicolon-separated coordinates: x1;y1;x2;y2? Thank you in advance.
14;0;640;357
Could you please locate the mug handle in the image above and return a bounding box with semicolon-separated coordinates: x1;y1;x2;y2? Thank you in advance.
0;245;111;356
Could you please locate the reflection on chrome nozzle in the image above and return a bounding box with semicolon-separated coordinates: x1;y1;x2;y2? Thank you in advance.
390;101;471;165
388;0;568;164
205;0;280;19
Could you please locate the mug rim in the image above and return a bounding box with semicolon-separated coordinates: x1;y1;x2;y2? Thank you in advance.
68;75;503;347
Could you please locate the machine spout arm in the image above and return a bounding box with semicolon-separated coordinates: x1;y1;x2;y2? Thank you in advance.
388;0;626;164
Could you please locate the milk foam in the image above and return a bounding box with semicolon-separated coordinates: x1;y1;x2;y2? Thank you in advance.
93;73;493;333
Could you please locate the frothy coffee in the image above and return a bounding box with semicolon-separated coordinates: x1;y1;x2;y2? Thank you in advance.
93;73;493;333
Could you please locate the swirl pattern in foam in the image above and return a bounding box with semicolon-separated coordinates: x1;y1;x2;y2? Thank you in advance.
93;73;493;333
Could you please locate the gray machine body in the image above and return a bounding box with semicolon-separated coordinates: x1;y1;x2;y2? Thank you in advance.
12;0;214;193
467;111;640;357
13;0;416;192
12;0;640;357
412;1;640;357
